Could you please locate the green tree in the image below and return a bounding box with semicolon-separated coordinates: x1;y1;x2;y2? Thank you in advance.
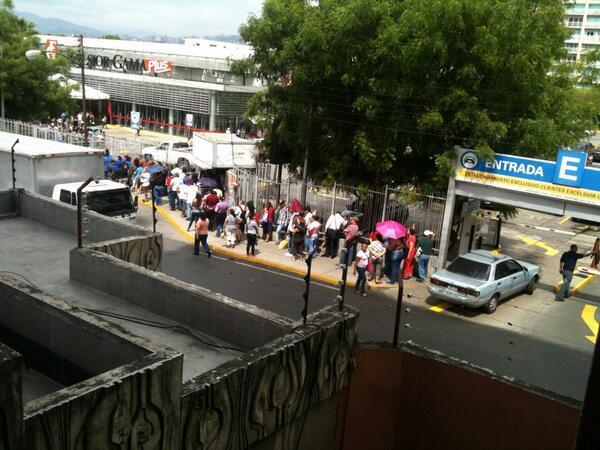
0;0;75;121
101;34;121;40
235;0;599;189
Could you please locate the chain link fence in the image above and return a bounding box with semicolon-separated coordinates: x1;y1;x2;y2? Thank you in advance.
230;163;447;251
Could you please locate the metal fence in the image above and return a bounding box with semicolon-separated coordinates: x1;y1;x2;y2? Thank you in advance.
0;118;154;156
230;164;447;250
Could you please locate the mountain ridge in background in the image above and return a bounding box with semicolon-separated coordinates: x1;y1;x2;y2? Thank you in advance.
15;11;242;44
16;11;104;37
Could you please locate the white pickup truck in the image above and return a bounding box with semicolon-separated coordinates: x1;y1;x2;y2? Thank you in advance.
142;141;209;171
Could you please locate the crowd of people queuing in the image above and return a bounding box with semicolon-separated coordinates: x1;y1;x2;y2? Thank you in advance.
102;151;438;297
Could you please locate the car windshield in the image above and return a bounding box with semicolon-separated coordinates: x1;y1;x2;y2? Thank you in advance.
87;188;134;216
173;142;191;151
446;257;491;281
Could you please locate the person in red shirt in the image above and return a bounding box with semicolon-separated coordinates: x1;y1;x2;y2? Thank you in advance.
259;202;275;241
203;190;219;230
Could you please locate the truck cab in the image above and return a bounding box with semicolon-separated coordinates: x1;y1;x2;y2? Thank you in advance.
142;141;192;170
52;179;137;222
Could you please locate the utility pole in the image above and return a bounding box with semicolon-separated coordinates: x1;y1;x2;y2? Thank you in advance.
78;35;88;147
300;105;312;206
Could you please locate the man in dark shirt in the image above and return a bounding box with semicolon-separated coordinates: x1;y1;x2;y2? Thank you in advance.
416;230;435;282
556;244;591;301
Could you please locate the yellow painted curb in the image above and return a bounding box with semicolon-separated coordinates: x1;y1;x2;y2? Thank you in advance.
142;202;392;289
554;273;596;294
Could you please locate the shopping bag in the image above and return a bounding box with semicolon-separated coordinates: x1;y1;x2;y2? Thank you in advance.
279;239;288;250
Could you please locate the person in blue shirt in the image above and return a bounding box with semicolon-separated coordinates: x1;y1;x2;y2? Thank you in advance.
556;244;591;301
103;150;113;179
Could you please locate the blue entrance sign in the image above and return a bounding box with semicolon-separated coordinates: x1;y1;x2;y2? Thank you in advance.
553;149;587;187
456;148;600;206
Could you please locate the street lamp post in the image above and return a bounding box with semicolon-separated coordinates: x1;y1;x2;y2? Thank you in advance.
26;34;88;146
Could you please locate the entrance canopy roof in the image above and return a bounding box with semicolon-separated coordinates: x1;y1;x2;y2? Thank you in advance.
453;148;600;222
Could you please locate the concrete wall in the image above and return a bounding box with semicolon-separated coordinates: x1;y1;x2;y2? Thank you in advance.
70;248;292;351
0;189;17;218
0;273;150;385
180;306;359;449
24;351;182;450
90;234;162;271
0;342;23;450
17;190;154;243
338;345;580;450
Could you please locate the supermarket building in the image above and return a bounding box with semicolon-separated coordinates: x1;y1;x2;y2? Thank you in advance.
39;35;264;134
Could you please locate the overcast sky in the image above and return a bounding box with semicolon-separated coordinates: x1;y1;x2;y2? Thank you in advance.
14;0;264;36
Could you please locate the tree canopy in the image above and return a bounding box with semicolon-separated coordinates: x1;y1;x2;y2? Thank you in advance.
0;0;75;121
236;0;599;189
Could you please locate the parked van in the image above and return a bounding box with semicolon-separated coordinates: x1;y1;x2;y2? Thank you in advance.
52;179;137;221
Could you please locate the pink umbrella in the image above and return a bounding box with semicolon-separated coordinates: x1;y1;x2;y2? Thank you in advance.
375;221;407;240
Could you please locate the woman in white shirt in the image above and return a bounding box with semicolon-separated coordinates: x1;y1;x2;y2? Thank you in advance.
353;243;370;297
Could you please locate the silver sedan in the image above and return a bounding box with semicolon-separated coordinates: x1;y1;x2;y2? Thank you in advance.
428;250;541;314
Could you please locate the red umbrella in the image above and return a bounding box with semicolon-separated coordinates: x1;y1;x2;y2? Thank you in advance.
289;198;304;213
376;221;407;239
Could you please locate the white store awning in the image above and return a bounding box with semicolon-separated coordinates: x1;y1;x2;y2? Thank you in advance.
50;74;110;100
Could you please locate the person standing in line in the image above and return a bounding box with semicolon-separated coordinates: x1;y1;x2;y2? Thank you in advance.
353;242;370;297
259;202;275;241
215;196;229;237
403;226;417;279
235;201;248;242
368;235;386;284
225;208;239;248
193;211;212;258
286;211;300;256
186;194;202;231
324;211;345;258
186;181;198;220
292;215;307;260
339;217;359;266
275;200;289;244
305;215;321;256
416;230;435;282
169;172;183;211
556;244;591;301
177;182;189;218
386;237;405;285
590;238;600;270
245;214;259;256
203;190;220;230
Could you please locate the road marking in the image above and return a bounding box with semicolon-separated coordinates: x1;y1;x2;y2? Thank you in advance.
559;216;571;225
554;273;595;294
430;302;452;312
517;235;558;256
509;222;576;236
581;305;598;344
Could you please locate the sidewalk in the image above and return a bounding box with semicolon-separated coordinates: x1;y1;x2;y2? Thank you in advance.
144;201;399;290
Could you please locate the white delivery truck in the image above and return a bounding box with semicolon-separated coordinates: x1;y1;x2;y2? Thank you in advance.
0;131;137;220
192;132;259;169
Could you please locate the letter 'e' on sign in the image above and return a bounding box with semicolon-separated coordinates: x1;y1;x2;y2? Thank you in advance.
553;149;586;187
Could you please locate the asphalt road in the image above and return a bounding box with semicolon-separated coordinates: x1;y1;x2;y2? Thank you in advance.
137;206;596;401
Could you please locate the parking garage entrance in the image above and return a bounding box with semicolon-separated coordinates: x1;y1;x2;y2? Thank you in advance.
437;148;600;270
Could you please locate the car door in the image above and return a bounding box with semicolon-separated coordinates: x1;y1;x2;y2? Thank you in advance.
493;261;513;299
506;259;528;294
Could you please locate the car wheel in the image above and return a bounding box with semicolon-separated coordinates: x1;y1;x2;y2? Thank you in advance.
483;294;499;314
525;276;538;295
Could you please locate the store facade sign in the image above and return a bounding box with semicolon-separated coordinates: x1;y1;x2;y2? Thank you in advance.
456;149;600;206
86;54;172;74
185;114;194;127
144;58;172;74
